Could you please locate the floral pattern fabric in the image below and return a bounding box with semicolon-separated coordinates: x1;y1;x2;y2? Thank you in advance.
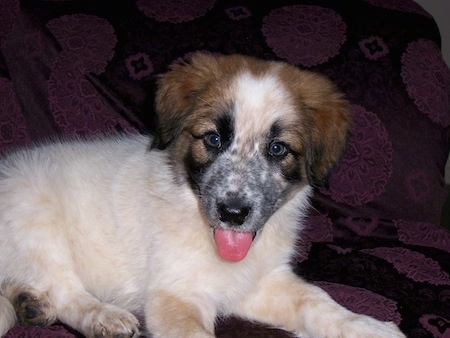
0;0;449;337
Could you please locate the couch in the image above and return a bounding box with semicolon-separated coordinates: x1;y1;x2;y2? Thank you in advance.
1;0;449;337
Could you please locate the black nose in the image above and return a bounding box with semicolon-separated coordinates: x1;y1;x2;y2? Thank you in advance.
218;199;251;226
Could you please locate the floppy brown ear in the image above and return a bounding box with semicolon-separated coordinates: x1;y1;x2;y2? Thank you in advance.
153;53;221;149
285;68;351;186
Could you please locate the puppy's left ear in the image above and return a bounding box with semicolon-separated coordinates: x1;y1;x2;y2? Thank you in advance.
152;53;220;149
288;69;351;187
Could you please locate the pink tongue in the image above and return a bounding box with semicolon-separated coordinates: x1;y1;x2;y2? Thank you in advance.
214;229;254;262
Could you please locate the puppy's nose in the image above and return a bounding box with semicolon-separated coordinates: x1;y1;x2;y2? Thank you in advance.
218;199;251;226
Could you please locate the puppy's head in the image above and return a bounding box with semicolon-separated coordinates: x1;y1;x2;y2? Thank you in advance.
154;53;350;261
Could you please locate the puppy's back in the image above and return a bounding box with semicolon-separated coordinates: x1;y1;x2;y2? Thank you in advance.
0;133;150;282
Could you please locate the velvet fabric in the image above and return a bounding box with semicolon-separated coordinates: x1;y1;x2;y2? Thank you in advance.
1;0;450;337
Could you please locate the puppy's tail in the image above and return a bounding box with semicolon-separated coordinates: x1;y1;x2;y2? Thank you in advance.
0;294;16;337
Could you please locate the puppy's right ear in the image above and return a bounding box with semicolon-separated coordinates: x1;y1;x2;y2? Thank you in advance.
152;53;219;149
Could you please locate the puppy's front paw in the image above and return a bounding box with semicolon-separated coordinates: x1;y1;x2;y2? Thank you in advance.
13;291;57;327
84;304;140;338
343;315;405;338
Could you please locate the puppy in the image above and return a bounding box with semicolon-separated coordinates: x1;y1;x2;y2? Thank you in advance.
0;53;405;337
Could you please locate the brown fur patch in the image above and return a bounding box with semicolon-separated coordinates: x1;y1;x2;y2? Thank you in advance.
276;63;350;184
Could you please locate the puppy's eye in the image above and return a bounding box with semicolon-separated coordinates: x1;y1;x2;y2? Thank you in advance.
204;133;221;149
268;142;288;158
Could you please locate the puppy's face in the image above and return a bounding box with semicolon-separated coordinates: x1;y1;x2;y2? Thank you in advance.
154;53;350;261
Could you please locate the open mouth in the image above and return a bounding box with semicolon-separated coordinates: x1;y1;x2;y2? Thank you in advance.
213;228;257;262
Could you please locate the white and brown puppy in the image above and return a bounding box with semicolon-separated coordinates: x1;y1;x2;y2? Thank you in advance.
0;53;404;338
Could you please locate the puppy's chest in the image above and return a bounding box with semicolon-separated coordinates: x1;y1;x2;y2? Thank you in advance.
145;227;263;302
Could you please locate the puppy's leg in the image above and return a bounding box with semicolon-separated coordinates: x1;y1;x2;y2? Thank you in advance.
1;214;139;336
235;268;405;338
3;276;140;338
2;247;139;337
145;290;216;338
2;281;57;328
48;277;140;338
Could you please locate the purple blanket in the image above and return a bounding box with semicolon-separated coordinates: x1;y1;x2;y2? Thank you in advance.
1;0;450;337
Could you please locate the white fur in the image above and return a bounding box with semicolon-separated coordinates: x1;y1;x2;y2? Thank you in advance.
0;297;15;336
0;134;307;336
231;72;298;153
